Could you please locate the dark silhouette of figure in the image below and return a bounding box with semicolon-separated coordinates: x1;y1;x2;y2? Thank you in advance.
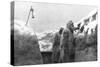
52;27;64;63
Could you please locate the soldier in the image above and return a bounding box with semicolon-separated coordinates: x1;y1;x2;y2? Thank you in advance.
59;20;80;62
52;27;64;63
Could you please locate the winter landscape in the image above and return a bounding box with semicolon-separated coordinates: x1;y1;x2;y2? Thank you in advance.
11;1;98;66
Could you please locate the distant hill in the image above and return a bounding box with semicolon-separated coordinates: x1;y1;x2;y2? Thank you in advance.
37;31;57;52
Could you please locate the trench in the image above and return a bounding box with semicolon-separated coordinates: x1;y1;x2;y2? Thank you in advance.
41;52;52;64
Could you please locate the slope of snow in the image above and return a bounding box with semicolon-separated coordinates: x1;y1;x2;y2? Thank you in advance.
74;8;97;36
36;30;58;40
13;19;35;36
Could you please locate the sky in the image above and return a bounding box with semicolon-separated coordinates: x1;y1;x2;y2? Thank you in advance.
14;1;97;33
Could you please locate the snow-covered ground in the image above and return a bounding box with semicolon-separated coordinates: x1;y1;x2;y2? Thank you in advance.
13;19;35;36
39;40;53;52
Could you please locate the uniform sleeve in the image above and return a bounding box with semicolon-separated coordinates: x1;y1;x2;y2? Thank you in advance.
53;33;59;47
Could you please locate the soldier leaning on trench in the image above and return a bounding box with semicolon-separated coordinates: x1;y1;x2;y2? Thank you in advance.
52;27;64;63
59;20;80;63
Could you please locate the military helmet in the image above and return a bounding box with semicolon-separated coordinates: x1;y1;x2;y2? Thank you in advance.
67;20;73;29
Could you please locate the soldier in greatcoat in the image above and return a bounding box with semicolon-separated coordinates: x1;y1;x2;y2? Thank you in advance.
59;20;80;62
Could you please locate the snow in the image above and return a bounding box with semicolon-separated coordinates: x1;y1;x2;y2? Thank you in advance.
13;19;35;36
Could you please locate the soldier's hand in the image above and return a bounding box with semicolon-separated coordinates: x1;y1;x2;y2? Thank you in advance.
77;23;81;28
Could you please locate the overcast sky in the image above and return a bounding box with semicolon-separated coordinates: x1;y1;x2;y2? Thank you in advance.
15;1;96;33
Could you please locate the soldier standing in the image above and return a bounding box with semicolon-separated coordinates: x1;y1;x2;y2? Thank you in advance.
52;27;64;63
59;20;79;62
